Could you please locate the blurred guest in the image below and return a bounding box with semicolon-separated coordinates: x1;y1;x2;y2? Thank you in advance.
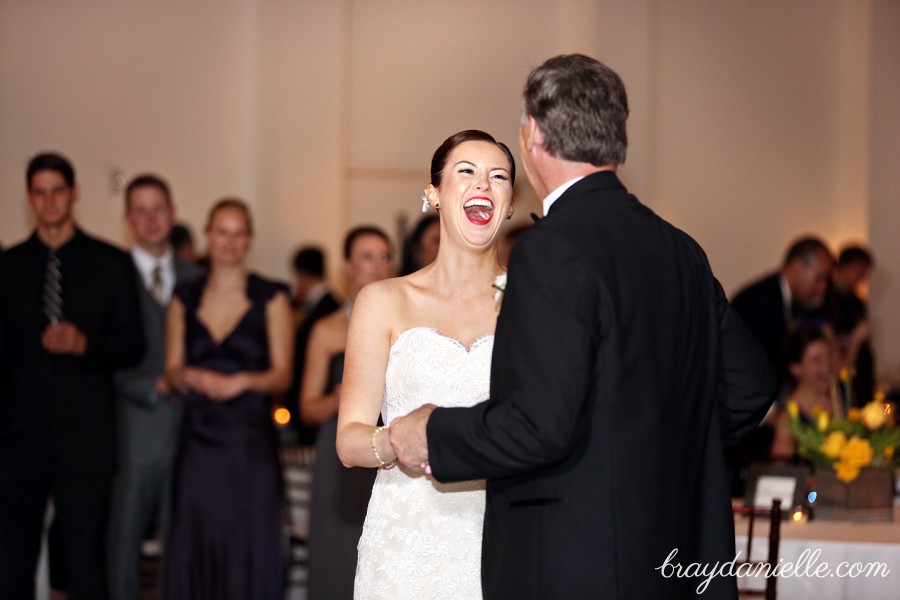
731;236;834;376
0;152;144;599
728;236;833;495
770;326;836;462
163;198;292;600
287;247;339;444
303;226;392;600
826;245;874;404
500;221;531;267
399;214;439;275
169;222;197;264
290;246;338;324
108;175;203;600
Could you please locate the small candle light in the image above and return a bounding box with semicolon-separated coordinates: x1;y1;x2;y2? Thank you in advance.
273;407;292;426
791;505;808;525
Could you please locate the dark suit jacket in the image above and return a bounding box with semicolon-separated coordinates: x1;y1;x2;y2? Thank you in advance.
0;229;145;471
427;172;775;599
729;272;786;373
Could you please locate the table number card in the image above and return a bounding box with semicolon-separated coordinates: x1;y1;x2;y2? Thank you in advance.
753;475;797;509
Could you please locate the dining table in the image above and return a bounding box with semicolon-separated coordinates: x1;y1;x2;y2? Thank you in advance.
734;500;900;599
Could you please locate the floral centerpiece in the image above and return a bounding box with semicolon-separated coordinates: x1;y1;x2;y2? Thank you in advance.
784;384;899;484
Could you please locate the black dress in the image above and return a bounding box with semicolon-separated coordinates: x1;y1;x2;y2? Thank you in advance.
163;274;287;600
306;352;377;600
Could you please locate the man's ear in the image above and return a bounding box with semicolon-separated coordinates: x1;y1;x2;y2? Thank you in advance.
526;116;544;150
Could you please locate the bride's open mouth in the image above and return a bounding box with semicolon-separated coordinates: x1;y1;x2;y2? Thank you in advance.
463;197;494;225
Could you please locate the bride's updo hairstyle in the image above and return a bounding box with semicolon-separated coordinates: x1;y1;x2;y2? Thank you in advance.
429;130;516;188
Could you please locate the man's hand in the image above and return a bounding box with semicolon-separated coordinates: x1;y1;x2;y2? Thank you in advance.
389;404;437;471
42;321;87;355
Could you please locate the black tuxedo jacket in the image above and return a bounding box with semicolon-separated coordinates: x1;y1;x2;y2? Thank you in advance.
0;229;145;471
428;172;775;599
729;272;786;373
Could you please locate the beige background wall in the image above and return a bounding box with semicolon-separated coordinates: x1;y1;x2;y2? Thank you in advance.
1;0;897;384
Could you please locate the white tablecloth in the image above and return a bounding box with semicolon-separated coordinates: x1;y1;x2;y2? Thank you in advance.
735;505;900;599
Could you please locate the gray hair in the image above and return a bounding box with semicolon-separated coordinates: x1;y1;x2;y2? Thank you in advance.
523;54;629;166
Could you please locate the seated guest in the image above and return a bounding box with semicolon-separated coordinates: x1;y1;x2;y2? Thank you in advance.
731;236;834;377
825;245;875;405
770;326;838;463
287;246;339;443
727;236;833;495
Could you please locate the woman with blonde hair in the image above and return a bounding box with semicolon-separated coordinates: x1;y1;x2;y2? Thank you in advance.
163;198;293;600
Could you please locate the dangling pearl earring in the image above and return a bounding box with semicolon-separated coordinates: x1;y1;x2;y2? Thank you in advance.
420;188;429;213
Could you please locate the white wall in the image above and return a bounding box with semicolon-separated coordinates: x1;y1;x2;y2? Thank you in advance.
868;0;900;384
1;0;897;381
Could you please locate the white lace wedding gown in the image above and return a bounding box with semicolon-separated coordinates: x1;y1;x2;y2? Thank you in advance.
354;326;492;600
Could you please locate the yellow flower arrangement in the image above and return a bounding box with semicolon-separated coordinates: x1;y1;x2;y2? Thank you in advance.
784;390;899;483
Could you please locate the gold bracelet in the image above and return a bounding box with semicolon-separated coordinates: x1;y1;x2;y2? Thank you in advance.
371;425;398;469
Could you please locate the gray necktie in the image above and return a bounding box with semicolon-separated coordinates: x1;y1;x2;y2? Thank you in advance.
150;263;164;304
43;250;63;324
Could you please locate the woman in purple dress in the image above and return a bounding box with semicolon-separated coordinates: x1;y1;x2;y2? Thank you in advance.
163;198;293;600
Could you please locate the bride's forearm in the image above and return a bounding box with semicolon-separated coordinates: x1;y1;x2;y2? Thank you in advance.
336;421;397;469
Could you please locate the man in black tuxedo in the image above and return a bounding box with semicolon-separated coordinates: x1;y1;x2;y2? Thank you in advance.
107;174;203;600
730;236;834;376
0;153;144;599
390;55;775;599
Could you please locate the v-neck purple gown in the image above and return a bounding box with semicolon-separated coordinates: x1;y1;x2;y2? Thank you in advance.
163;274;287;600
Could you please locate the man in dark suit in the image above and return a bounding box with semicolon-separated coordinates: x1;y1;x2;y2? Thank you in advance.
726;238;833;496
0;153;144;599
288;246;339;443
389;55;776;599
107;175;203;600
731;236;834;376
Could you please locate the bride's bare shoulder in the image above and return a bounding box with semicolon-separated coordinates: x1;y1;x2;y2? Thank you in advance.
353;276;416;315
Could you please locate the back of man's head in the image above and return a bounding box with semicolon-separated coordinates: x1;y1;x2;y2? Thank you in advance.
293;247;325;278
524;54;629;166
837;245;873;269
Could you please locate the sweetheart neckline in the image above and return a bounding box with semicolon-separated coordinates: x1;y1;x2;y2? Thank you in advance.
391;326;493;354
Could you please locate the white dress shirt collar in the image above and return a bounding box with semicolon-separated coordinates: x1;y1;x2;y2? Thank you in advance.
778;274;792;323
542;176;586;216
131;245;175;304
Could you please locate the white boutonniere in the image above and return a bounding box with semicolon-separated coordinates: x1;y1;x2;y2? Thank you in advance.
492;273;507;303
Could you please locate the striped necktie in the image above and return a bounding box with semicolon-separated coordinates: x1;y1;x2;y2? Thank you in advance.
43;249;64;324
150;263;165;304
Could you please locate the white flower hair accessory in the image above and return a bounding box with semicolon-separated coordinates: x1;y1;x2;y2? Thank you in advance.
492;273;507;303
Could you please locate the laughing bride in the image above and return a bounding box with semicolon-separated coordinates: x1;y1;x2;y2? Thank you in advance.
336;130;516;600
